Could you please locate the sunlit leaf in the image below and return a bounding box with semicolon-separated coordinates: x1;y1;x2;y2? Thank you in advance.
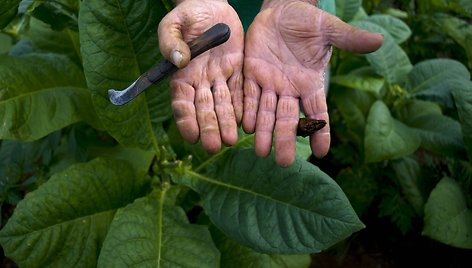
0;158;150;267
423;177;472;249
364;101;420;163
175;148;364;254
98;188;220;268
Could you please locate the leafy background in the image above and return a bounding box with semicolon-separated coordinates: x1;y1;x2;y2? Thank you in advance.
1;0;472;267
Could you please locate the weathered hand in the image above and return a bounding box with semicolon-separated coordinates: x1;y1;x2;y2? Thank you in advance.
242;0;383;166
158;0;244;153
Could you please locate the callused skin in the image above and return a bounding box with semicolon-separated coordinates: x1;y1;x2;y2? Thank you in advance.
159;0;383;167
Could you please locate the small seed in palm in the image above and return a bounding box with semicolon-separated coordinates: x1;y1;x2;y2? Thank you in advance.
296;118;326;137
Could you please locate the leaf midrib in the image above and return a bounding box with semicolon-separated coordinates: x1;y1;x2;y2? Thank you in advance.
186;170;356;224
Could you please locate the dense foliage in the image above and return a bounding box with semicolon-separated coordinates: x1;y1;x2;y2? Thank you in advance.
1;0;471;267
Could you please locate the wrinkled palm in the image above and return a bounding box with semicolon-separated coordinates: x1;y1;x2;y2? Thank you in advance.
243;1;383;166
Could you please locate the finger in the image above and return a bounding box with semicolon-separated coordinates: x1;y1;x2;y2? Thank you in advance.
254;91;277;157
301;89;331;158
242;79;261;134
228;71;244;125
274;96;299;167
195;85;221;154
157;14;191;68
171;81;199;144
322;12;384;54
213;80;238;146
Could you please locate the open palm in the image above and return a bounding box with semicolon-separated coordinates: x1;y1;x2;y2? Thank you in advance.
243;1;383;166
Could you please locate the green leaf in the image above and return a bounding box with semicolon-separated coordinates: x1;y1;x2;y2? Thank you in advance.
423;177;472;249
350;20;412;85
438;15;472;69
364;101;420;163
98;187;220;268
26;0;79;31
88;145;155;173
335;0;361;22
405;114;465;157
330;66;385;95
406;59;470;108
24;17;82;64
331;88;375;150
452;79;472;160
296;137;312;160
175;148;364;254
0;158;150;267
79;0;171;153
397;100;465;157
391;156;425;215
211;225;311;268
0;0;20;29
0;53;100;141
366;15;411;44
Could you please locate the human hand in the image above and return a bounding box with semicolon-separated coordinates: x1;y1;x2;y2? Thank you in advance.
158;0;244;153
242;0;384;166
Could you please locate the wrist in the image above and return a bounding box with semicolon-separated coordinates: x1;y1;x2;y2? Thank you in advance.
261;0;317;9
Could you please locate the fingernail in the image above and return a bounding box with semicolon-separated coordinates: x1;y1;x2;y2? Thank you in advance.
171;50;183;67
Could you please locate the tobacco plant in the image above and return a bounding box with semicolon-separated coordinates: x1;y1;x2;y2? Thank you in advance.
327;0;472;249
0;1;359;267
1;0;471;267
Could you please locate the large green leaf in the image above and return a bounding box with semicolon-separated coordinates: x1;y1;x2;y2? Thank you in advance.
366;14;411;44
0;0;20;29
210;225;311;268
406;59;470;108
452;79;472;160
350;20;412;85
335;0;361;22
79;0;171;154
0;158;150;267
0;53;100;141
364;100;420;163
438;15;472;69
97;187;220;268
423;177;472;249
175;148;364;254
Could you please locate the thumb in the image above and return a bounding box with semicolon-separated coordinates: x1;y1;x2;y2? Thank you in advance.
322;13;384;54
157;15;191;68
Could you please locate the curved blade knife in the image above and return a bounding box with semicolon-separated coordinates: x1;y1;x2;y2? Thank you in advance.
108;23;231;106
